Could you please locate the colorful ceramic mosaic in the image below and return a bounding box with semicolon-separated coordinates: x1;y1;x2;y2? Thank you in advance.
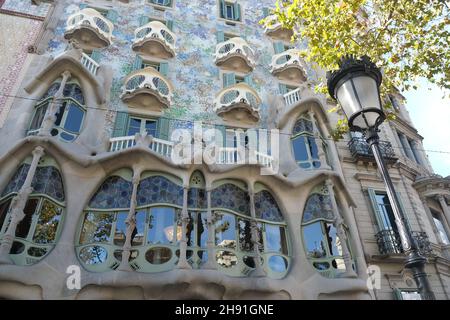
136;175;184;207
302;193;335;223
42;0;316;131
211;183;250;216
1;164;65;202
89;176;132;209
254;190;283;222
1;0;51;18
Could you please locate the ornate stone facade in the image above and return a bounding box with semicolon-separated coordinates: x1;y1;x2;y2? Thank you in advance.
0;0;448;300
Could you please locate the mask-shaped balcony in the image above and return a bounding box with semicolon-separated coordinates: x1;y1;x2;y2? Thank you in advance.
64;8;114;51
214;37;256;73
214;83;261;124
132;21;176;59
270;49;307;82
121;67;173;111
263;14;294;41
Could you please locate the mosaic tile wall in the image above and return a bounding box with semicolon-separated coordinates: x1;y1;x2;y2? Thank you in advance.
0;12;43;127
1;0;51;18
44;0;315;130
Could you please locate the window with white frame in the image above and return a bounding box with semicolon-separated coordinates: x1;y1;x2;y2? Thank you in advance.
430;208;450;245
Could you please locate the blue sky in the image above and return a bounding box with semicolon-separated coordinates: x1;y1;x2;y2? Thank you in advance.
404;79;450;177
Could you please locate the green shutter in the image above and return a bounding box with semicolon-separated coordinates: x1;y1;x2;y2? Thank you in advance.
219;0;226;18
112;112;128;137
396;192;412;231
368;188;386;231
166;20;174;31
278;83;288;95
159;62;169;77
90;49;101;63
263;7;270;17
157;117;170;140
393;288;404;300
233;3;241;21
133;55;143;70
244;75;253;87
106;9;119;23
216;31;225;43
139;16;149;26
223;73;236;88
273;42;285;54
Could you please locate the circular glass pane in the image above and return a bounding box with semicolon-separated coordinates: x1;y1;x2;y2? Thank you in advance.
28;247;48;257
268;255;288;273
313;261;330;271
79;245;108;265
243;255;256;268
145;247;172;265
215;250;237;268
113;249;139;262
10;241;25;255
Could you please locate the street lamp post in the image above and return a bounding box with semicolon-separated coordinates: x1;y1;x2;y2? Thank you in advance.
327;55;435;300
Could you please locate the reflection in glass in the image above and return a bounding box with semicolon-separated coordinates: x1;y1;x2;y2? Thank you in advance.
113;249;139;262
265;225;288;254
33;200;62;244
132;210;146;246
147;207;175;244
10;241;25;254
268;255;288;273
313;261;330;271
216;250;237;268
243;255;256;268
79;212;113;244
79;245;108;264
113;211;128;246
238;219;253;252
215;212;236;249
28;247;48;257
325;223;342;257
16;198;39;238
0;198;11;231
145;247;172;264
197;212;208;248
303;222;326;258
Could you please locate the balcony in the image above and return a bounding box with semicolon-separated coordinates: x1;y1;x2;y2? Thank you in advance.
109;136;274;170
263;14;293;41
375;230;433;257
214;37;256;73
270;49;307;82
348;137;397;163
121;67;173;111
64;8;114;51
213;83;261;124
132;21;176;59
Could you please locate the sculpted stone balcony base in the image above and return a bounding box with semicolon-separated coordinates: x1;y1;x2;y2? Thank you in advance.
263;14;294;41
64;8;114;51
214;83;261;125
270;49;307;82
215;37;256;73
132;21;176;59
121;67;173;111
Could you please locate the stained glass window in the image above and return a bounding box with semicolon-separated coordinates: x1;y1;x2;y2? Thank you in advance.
137;176;183;207
254;190;283;222
89;176;133;209
211;183;250;216
291;114;322;169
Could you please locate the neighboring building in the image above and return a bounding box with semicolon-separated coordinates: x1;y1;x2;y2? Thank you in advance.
0;0;448;300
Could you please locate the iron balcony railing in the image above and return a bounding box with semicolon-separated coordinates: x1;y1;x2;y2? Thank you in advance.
348;137;397;162
375;230;433;256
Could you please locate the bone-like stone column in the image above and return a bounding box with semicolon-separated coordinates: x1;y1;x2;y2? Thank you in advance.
325;179;357;277
118;169;141;271
0;146;45;264
203;187;217;269
309;110;330;170
39;71;71;137
177;185;192;269
249;185;265;277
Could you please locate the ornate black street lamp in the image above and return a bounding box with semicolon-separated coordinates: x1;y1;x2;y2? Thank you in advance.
327;55;435;300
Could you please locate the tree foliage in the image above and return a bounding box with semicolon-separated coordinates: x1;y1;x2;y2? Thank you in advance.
263;0;450;138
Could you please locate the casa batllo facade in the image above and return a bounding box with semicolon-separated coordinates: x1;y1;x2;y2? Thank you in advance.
0;0;448;300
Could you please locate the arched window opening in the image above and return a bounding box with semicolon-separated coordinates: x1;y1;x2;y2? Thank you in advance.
0;156;65;265
301;184;354;278
76;170;185;272
28;80;86;142
212;181;290;279
291;113;328;169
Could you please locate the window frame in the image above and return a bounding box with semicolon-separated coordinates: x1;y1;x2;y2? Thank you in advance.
290;114;322;169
